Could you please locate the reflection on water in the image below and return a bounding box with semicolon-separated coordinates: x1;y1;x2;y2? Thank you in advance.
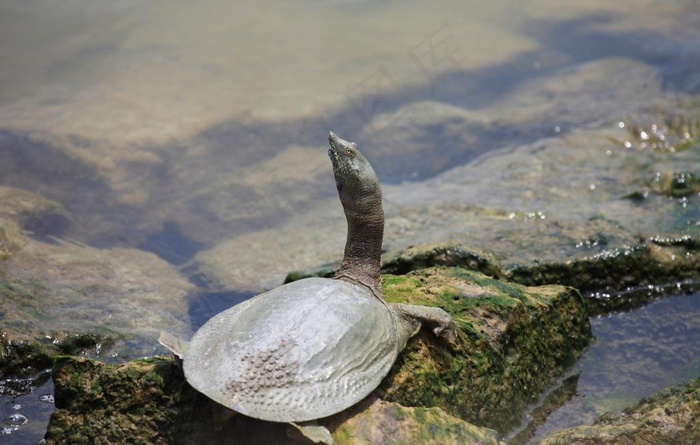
519;293;700;444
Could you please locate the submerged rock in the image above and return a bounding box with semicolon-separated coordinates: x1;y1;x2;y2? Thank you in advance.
0;186;66;259
0;186;194;368
538;377;700;445
45;267;590;443
193;96;700;298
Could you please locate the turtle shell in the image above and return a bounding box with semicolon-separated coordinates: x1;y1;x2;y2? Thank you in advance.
183;277;399;422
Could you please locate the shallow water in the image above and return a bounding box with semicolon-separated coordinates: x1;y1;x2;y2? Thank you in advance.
0;371;53;444
0;0;699;443
0;0;697;260
518;292;700;444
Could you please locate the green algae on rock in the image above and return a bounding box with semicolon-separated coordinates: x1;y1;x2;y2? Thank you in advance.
283;242;504;285
538;377;700;445
47;357;186;445
381;243;504;279
378;267;591;431
0;327;115;381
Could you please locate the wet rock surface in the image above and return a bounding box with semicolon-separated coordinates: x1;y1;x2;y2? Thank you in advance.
45;268;589;444
538;377;700;445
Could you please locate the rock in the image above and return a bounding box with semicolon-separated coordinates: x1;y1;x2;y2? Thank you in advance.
46;267;591;443
194;207;346;292
284;242;504;284
0;217;23;260
508;236;700;312
358;101;487;181
538;377;700;445
47;357;184;445
293;230;700;315
646;171;700;198
378;267;591;431
328;398;505;445
0;186;67;230
0;321;113;381
1;240;194;360
381;243;504;279
486;58;663;129
4;240;193;340
375;236;700;314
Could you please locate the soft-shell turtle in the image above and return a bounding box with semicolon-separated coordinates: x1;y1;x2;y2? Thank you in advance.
160;132;456;444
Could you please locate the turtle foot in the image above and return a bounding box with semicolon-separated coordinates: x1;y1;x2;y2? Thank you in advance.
391;303;458;344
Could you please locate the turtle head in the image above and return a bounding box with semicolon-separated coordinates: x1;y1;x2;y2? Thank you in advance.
327;132;382;215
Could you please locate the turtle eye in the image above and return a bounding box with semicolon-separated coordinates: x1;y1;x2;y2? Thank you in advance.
345;145;357;158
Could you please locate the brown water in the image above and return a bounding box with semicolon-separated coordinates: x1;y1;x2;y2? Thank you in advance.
0;0;699;443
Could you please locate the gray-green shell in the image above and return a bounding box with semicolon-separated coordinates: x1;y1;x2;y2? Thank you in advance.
183;277;399;423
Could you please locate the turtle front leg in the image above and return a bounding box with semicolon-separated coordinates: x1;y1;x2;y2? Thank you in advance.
390;303;457;344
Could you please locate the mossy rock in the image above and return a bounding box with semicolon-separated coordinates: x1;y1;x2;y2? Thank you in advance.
46;267;590;443
378;267;591;431
0;329;114;382
538;377;700;445
380;243;504;279
359;238;700;315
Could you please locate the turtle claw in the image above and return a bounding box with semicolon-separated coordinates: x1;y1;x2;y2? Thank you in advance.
432;319;458;343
